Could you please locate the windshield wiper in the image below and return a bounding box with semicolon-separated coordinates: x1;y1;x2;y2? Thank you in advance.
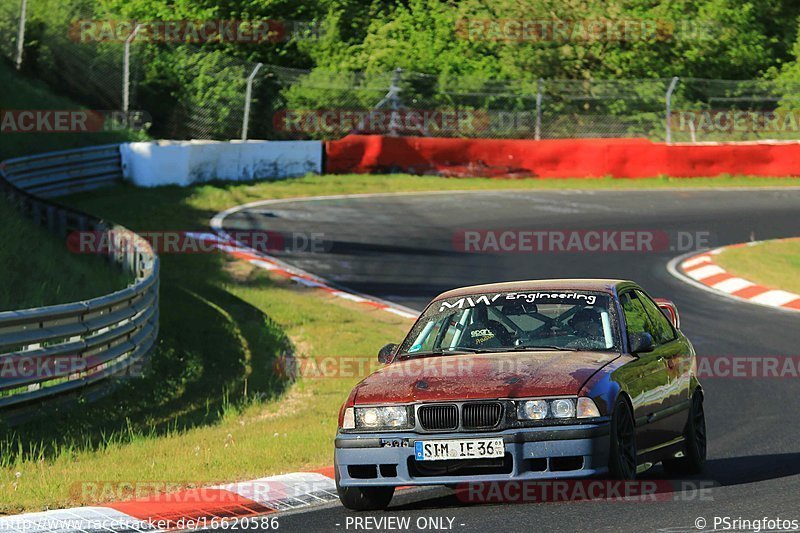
400;345;582;358
490;345;580;352
399;347;483;358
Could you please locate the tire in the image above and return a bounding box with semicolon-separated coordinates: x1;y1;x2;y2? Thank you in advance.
335;469;394;511
663;392;707;476
609;396;637;480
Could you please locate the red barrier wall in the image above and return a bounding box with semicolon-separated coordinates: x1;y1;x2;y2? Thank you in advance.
325;136;800;178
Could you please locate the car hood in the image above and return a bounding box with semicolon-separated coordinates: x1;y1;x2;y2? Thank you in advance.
353;351;619;404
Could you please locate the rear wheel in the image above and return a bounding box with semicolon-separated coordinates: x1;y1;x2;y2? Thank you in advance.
663;392;706;476
335;469;394;511
609;397;637;479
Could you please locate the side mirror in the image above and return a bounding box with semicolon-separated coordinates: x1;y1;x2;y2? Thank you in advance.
654;298;680;329
378;343;399;364
629;332;655;354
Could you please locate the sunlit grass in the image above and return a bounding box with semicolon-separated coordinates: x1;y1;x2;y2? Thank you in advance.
715;238;800;295
3;172;799;513
0;195;130;311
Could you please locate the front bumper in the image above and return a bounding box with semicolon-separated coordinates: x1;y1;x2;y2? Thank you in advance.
334;421;610;487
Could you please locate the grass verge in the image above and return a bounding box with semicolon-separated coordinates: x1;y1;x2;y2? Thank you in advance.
714;238;800;295
0;179;414;514
0;58;148;309
0;194;130;311
2;174;800;513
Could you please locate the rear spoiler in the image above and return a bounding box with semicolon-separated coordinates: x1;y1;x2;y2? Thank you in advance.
653;298;681;330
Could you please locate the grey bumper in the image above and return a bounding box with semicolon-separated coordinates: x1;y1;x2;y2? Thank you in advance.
334;422;611;487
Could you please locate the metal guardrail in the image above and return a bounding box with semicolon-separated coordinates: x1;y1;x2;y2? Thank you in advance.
1;144;124;198
0;145;159;423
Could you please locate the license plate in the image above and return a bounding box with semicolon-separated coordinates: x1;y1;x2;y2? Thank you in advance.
414;438;505;461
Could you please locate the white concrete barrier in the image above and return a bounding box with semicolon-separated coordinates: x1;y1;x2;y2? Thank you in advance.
120;140;322;187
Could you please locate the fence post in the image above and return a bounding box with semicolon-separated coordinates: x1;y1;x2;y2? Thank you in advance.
374;68;404;135
535;78;544;141
665;76;680;144
123;24;143;113
242;63;264;141
387;68;402;135
15;0;27;70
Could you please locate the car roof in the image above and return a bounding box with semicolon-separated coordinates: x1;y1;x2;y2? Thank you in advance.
433;279;634;301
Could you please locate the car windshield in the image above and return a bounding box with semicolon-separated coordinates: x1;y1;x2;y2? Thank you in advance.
399;290;619;356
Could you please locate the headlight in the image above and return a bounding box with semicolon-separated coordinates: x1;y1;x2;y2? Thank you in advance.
517;399;549;420
551;398;576;418
516;398;594;421
354;406;409;429
359;407;380;426
577;397;601;418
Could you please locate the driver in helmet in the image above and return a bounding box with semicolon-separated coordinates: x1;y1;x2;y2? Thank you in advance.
568;308;606;349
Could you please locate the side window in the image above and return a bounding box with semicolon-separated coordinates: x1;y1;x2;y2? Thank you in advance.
416;319;443;352
620;291;654;340
635;290;677;344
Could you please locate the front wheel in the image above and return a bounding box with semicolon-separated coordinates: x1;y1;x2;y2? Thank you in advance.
608;396;637;479
663;391;707;476
336;471;394;511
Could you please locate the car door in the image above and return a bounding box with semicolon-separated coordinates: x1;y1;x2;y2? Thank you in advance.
635;289;692;436
618;290;675;452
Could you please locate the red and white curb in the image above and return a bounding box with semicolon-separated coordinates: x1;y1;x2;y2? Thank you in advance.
0;469;338;532
185;231;416;320
203;195;422;321
668;239;800;312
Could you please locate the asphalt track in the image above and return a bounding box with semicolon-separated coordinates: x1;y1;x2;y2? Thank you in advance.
218;189;800;533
